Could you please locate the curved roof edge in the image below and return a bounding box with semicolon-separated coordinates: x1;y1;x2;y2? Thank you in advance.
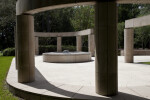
16;0;150;15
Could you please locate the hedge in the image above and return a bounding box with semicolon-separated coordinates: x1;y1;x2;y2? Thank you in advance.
39;45;78;54
3;48;15;56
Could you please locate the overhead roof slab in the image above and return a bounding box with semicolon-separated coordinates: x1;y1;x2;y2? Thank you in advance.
16;0;150;15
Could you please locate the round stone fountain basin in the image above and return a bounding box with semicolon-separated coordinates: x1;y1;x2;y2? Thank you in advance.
43;52;91;63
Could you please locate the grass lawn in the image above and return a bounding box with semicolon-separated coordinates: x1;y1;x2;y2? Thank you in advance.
0;56;18;100
141;62;150;65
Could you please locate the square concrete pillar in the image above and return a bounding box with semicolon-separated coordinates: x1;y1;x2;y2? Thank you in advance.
88;34;95;57
17;14;35;83
124;28;134;63
57;37;62;52
35;37;39;55
95;1;118;96
76;36;82;51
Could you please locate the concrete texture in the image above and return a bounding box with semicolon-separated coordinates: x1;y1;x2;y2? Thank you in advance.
95;1;117;96
57;37;62;52
17;14;35;83
34;29;95;57
35;37;39;55
125;14;150;28
120;49;150;56
16;0;150;97
7;56;150;100
43;52;91;63
124;29;134;63
14;26;18;70
76;36;82;52
88;34;95;57
35;29;93;37
16;0;150;15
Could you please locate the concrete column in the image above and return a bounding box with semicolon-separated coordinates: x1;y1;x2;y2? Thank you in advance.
14;26;18;70
17;14;35;83
88;34;95;57
57;37;62;52
124;29;134;63
95;1;118;96
76;36;82;51
35;37;39;55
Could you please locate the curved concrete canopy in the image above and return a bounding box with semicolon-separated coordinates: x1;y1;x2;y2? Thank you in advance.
16;0;150;15
16;0;95;15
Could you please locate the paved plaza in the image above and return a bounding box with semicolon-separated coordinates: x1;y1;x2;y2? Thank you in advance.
6;56;150;100
35;56;150;87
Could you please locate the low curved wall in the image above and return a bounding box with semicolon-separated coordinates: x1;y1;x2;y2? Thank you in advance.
120;49;150;56
43;52;91;63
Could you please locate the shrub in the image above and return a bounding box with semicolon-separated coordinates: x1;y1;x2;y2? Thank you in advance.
62;45;76;51
82;46;88;52
3;48;15;56
39;45;57;54
39;45;77;54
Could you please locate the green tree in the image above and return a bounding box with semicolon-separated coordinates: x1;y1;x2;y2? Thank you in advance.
71;5;94;31
34;7;74;32
0;0;16;50
134;26;150;49
138;5;150;16
133;5;150;49
118;22;125;49
34;7;76;46
118;4;140;23
70;5;94;49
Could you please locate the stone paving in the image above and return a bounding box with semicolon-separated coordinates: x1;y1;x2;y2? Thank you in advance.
6;56;150;100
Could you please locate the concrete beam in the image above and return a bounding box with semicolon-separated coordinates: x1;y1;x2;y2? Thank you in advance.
16;0;150;15
34;29;93;37
125;14;150;28
117;0;150;4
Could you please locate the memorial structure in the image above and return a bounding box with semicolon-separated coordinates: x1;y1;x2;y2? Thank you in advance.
15;0;150;96
34;29;95;56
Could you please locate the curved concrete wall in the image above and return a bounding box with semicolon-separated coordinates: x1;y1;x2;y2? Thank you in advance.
43;52;91;63
121;50;150;56
35;29;93;37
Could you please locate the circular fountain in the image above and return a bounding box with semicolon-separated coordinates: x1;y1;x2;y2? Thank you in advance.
43;50;91;63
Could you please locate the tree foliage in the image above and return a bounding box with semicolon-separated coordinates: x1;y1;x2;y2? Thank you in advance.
71;6;94;31
118;4;150;49
34;8;76;46
118;4;140;23
0;0;16;51
34;8;74;32
1;2;150;51
118;22;125;49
